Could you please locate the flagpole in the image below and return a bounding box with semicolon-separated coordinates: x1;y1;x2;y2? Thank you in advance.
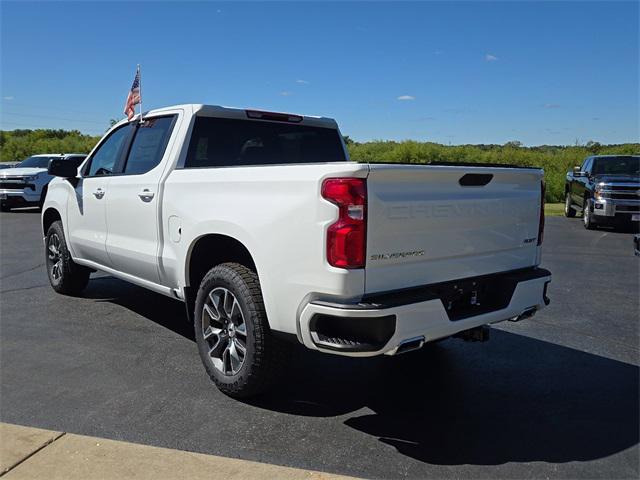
138;64;143;123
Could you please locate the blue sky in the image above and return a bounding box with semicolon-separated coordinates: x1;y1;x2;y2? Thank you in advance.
1;1;638;145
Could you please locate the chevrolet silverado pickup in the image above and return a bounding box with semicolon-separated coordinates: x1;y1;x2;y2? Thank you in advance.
565;155;640;229
0;154;86;211
42;104;551;398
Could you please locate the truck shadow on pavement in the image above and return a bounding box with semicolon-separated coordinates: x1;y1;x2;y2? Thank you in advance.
84;276;639;467
255;335;639;467
85;276;195;341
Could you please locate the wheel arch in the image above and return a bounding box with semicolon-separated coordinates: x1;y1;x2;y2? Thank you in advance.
42;207;62;236
185;233;258;289
183;233;261;325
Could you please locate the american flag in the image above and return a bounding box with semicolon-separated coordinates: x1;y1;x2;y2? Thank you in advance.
124;67;141;120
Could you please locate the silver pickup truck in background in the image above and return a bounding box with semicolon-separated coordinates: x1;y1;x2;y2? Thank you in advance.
565;155;640;229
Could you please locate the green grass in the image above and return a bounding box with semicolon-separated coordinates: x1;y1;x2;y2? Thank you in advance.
545;203;565;216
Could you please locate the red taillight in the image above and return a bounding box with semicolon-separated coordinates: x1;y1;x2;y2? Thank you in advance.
538;180;545;245
321;178;367;268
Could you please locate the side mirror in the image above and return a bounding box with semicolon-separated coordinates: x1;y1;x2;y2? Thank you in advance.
572;166;586;177
48;159;78;178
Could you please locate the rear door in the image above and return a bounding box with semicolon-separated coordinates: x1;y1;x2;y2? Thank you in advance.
104;114;179;283
365;164;543;294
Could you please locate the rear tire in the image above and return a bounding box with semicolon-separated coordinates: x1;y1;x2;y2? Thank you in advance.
583;198;596;230
0;203;11;212
564;193;576;217
45;220;91;295
194;262;289;398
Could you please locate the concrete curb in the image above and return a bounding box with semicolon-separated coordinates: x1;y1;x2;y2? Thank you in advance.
0;423;358;480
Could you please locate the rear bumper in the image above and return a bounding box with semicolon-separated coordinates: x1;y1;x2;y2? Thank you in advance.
298;268;551;357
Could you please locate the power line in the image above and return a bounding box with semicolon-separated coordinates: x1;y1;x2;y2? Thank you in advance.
1;111;107;125
0;120;102;134
1;100;118;118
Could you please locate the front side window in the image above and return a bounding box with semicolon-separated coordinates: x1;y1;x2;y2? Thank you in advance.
85;125;132;176
185;117;346;168
123;116;175;175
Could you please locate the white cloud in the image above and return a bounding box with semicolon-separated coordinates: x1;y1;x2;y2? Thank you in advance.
296;79;309;84
280;91;293;96
485;54;498;62
544;103;561;109
397;95;415;101
2;96;14;100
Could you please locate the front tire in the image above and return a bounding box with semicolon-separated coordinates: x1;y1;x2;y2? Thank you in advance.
583;198;596;230
45;221;91;295
564;193;576;217
194;262;288;398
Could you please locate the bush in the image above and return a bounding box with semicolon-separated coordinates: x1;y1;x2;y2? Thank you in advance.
0;129;101;163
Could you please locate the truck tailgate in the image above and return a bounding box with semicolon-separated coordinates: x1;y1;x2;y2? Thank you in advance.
365;164;543;294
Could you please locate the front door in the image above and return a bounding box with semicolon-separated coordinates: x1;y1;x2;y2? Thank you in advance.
67;124;133;267
105;115;178;283
573;157;591;207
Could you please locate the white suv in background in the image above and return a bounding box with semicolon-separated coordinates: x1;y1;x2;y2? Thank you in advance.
0;154;86;211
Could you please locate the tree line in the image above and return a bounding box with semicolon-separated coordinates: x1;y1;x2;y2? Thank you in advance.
1;129;637;203
0;129;101;164
346;139;638;202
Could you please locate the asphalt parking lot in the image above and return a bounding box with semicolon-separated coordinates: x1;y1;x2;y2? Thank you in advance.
1;211;638;479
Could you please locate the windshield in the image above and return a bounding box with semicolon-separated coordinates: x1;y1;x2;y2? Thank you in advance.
592;156;640;176
18;156;60;168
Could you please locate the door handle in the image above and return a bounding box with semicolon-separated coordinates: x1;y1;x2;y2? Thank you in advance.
138;189;155;202
93;188;105;199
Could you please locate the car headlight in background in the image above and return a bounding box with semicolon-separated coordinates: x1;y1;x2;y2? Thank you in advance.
23;174;40;182
594;184;605;200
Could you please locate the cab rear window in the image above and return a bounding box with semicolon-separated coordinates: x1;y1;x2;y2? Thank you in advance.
184;117;346;168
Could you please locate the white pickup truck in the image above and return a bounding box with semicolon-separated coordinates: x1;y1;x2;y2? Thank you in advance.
43;104;551;397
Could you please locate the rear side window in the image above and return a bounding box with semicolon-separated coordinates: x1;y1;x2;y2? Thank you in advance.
184;117;346;168
123;116;176;175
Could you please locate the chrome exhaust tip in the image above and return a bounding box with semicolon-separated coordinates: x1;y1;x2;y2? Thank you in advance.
509;306;538;322
394;336;425;355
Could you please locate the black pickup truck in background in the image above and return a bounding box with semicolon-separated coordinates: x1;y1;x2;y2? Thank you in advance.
565;155;640;230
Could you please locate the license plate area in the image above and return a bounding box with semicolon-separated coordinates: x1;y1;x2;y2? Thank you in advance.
431;276;518;321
